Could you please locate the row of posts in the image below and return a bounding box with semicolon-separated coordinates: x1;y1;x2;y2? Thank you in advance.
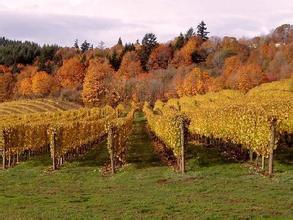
0;117;279;177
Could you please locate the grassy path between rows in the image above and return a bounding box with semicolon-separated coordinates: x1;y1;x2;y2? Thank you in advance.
0;112;292;219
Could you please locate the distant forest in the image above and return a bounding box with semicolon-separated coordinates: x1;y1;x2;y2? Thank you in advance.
0;22;292;105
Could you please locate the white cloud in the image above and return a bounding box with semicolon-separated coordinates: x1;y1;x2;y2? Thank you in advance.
0;0;292;46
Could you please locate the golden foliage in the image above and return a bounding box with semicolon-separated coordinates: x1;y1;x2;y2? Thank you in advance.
31;71;56;96
118;51;142;79
82;59;114;106
56;57;85;89
0;72;14;102
172;37;201;67
176;67;212;97
148;44;173;70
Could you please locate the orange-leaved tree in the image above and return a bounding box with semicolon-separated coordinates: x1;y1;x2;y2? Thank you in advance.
56;57;85;90
176;67;212;97
172;37;202;67
18;78;33;96
221;55;242;89
236;63;268;92
118;51;143;79
82;59;114;106
31;71;56;96
148;44;173;70
0;71;14;102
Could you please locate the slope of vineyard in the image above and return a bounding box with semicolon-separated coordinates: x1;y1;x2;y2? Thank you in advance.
0;99;81;115
143;102;182;157
0;103;135;170
147;79;292;174
0;112;292;219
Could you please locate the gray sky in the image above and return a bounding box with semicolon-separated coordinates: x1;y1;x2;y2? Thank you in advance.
0;0;293;47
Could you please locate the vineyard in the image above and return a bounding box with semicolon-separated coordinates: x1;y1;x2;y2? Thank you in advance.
0;99;81;115
0;80;292;218
0;101;136;172
144;79;293;176
0;79;292;174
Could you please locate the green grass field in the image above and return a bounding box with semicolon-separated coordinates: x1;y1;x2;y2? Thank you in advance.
0;113;292;219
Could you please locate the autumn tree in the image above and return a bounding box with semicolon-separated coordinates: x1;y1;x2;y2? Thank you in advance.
148;44;173;70
56;57;85;90
0;65;10;74
18;78;33;96
236;63;268;91
118;51;143;79
12;65;35;97
82;59;114;106
172;37;202;67
221;56;242;88
0;71;14;102
176;67;212;97
31;71;56;96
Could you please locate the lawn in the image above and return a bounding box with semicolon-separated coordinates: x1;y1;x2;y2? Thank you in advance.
0;112;292;219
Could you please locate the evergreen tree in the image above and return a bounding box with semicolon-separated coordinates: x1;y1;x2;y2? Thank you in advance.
140;33;158;70
38;45;60;73
123;43;136;53
108;50;121;71
118;37;123;45
197;21;209;41
142;33;158;50
74;39;79;49
81;40;90;53
0;37;41;66
174;33;185;50
185;27;195;41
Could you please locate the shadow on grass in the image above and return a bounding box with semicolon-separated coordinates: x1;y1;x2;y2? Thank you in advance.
19;154;52;168
275;145;293;165
75;140;109;167
186;143;237;169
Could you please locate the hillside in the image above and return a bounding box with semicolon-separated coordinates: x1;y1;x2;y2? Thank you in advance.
0;112;292;219
0;99;81;116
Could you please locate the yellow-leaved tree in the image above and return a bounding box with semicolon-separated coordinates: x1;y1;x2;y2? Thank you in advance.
31;71;56;96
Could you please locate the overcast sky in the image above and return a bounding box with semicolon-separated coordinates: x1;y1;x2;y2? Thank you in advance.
0;0;293;47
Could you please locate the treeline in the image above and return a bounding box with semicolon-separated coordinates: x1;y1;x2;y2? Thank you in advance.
0;37;61;73
0;23;292;105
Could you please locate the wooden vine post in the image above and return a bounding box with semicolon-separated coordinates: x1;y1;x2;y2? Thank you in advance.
249;150;253;162
2;148;5;169
16;149;19;164
180;117;185;174
108;125;115;174
1;129;5;169
261;156;265;170
268;118;277;177
50;131;57;170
